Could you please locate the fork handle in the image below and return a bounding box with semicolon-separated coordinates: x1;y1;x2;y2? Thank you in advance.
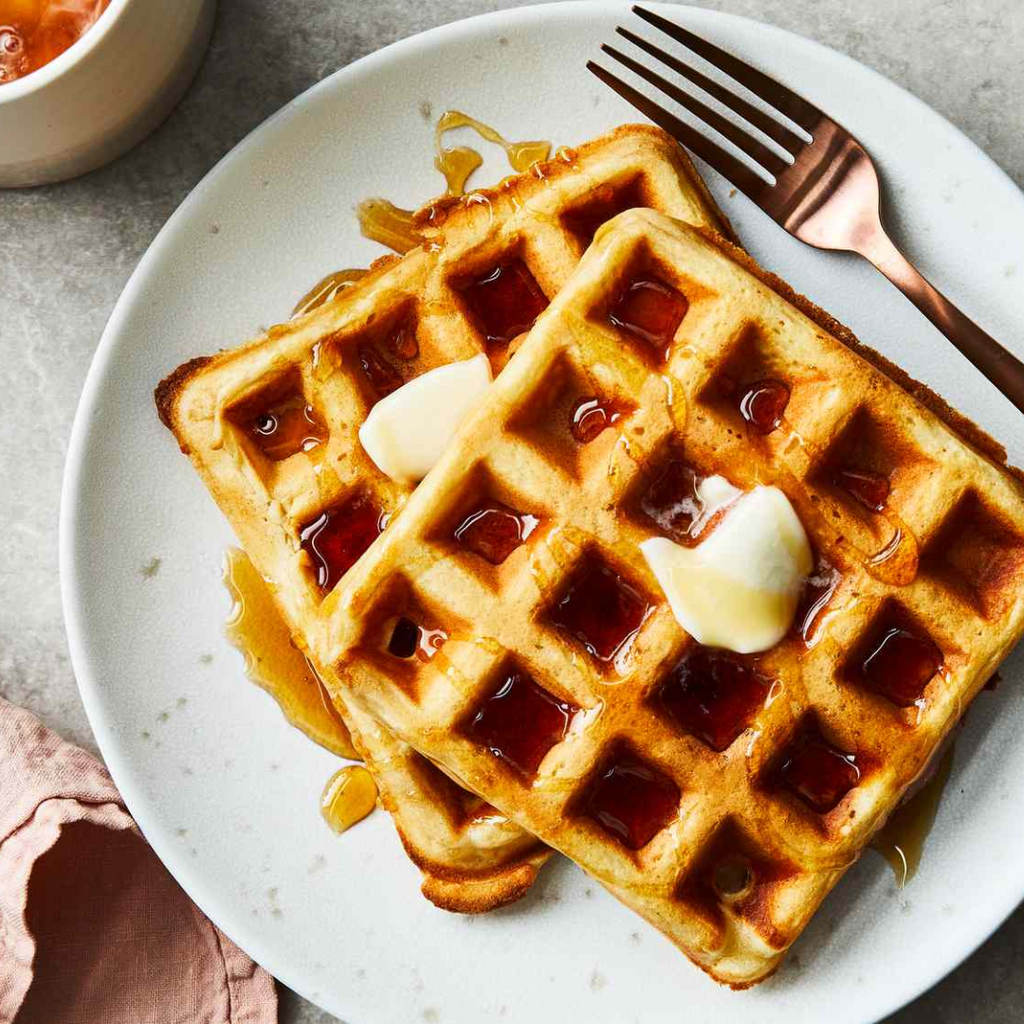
860;230;1024;415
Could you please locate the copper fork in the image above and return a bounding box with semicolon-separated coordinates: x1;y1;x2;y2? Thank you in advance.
588;6;1024;415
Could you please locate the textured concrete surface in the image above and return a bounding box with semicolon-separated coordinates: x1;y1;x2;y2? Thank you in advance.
1;1;1022;1021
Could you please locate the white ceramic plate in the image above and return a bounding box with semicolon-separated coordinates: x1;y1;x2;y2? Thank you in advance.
61;4;1024;1022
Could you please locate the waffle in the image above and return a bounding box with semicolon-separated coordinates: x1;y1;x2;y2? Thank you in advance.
322;208;1024;986
155;126;733;911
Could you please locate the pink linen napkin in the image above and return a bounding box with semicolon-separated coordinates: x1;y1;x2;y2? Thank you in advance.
0;696;277;1024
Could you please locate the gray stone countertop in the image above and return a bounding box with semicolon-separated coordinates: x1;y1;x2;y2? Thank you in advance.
2;1;1022;1021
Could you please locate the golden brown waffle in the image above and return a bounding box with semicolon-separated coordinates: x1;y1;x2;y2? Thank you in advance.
155;126;733;911
322;209;1024;985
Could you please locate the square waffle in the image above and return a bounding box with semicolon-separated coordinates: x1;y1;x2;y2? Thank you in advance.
321;208;1024;985
155;126;734;911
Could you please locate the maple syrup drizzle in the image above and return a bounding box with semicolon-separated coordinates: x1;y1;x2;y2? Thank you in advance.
583;749;679;850
737;378;790;434
453;502;540;565
434;110;551;196
859;621;943;707
778;724;860;814
549;558;651;664
458;260;549;348
636;458;733;547
609;277;689;363
465;667;578;777
387;616;448;662
794;557;841;647
638;459;702;542
357;341;403;398
834;466;890;513
570;396;627;444
249;394;327;462
320;765;378;833
866;527;905;571
222;548;357;759
300;495;387;593
823;458;918;587
291;269;368;317
356;111;552;255
356;198;424;254
871;746;955;888
436;145;481;199
356;318;420;400
860;511;919;589
658;648;770;753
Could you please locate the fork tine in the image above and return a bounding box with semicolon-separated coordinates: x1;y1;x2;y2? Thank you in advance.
600;43;790;178
586;60;770;200
614;26;805;155
632;6;823;133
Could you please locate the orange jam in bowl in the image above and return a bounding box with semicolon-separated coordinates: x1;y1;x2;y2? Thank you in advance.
0;0;110;84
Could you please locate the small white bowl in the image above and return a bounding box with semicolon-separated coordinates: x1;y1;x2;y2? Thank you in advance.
0;0;216;187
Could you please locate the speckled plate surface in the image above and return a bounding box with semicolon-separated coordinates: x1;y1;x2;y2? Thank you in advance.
60;4;1024;1021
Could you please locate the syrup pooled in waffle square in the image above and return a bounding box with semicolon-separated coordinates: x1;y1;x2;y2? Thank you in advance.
155;126;733;912
322;208;1024;985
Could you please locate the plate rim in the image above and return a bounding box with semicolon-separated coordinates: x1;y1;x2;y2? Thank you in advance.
59;3;1024;1021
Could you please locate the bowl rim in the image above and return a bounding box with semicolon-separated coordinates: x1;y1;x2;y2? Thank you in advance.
0;0;132;105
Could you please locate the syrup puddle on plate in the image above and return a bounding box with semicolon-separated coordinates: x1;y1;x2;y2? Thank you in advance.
356;198;424;255
433;109;551;196
870;745;955;888
321;765;378;833
222;547;357;760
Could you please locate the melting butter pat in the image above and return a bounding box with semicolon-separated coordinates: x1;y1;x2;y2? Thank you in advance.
358;353;492;483
640;482;812;654
689;474;742;530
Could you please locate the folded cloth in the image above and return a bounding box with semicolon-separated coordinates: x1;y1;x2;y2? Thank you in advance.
0;696;277;1024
